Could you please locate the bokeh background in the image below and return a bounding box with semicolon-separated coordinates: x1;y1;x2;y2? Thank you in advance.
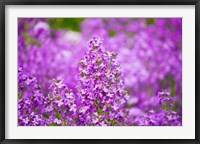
18;18;182;125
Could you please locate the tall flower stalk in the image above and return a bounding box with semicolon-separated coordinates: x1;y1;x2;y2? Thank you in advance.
76;37;130;126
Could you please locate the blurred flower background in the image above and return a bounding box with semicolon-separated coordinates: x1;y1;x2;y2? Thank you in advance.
18;18;182;126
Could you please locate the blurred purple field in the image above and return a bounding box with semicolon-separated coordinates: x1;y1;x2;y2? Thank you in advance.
18;18;182;126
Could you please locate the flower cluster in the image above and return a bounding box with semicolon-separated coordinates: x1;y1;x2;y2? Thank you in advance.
18;67;45;126
18;66;78;126
133;110;181;126
133;90;181;126
154;90;173;108
43;79;77;126
76;37;130;126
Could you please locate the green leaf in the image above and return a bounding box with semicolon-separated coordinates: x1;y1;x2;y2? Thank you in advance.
97;107;103;115
95;100;100;105
56;112;62;120
109;30;117;37
164;102;168;111
147;18;155;25
133;123;138;126
43;113;49;119
48;123;60;126
56;96;61;100
18;92;22;99
170;78;176;97
106;118;111;122
34;108;38;113
47;18;85;32
64;119;67;126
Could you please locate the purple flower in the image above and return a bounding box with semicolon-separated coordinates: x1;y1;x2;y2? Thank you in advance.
76;37;132;126
18;18;182;126
154;90;173;108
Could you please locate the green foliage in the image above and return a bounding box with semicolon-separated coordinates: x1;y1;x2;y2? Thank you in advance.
164;102;168;111
109;30;117;37
171;103;178;112
24;34;41;47
22;21;41;47
146;18;155;25
106;118;116;125
34;108;38;113
18;92;22;99
43;113;49;119
56;112;62;120
170;78;176;97
97;107;104;116
48;123;61;126
47;18;85;32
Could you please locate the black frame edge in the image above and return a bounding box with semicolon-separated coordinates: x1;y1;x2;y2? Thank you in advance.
0;0;199;5
1;139;199;144
195;1;200;144
0;0;5;144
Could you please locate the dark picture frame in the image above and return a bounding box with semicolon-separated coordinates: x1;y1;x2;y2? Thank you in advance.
0;0;199;143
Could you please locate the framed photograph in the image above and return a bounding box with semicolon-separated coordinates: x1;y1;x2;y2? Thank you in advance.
0;0;199;143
